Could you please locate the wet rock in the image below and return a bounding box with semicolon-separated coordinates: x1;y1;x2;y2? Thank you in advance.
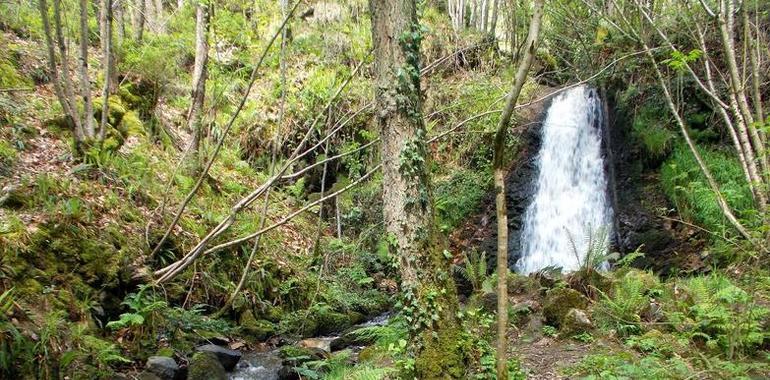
542;288;589;327
145;356;178;380
330;327;378;351
136;372;163;380
195;344;241;371
278;365;300;380
188;352;226;380
561;308;593;335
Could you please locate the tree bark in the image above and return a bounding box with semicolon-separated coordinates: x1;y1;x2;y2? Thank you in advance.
718;0;765;177
38;0;82;143
188;1;210;170
78;0;95;139
133;0;145;42
99;0;113;140
370;0;465;377
491;0;543;377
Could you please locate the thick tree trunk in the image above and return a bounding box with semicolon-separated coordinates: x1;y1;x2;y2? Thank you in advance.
188;1;210;170
491;1;543;377
370;0;465;377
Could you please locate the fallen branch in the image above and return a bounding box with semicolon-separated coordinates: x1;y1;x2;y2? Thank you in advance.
155;57;369;281
148;0;302;260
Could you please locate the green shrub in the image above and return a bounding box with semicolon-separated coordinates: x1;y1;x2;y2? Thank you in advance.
665;274;768;358
632;105;675;158
595;269;661;336
434;169;491;232
661;143;755;234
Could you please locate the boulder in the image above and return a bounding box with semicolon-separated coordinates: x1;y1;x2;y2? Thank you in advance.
330;327;378;351
195;344;242;371
187;352;226;380
145;356;178;380
136;372;163;380
542;288;589;327
278;365;300;380
479;291;498;313
240;310;276;341
561;308;593;335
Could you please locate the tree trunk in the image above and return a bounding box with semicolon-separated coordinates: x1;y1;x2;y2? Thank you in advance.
99;0;113;141
38;0;82;143
133;0;145;42
718;0;766;179
78;0;95;140
489;0;500;38
742;2;764;127
370;0;465;377
492;1;543;377
642;39;755;244
188;1;210;171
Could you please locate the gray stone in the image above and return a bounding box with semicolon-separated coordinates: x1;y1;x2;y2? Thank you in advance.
188;352;226;380
561;308;593;335
145;356;178;380
195;344;242;371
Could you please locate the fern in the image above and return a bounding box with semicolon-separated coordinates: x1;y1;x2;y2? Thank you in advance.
454;249;489;294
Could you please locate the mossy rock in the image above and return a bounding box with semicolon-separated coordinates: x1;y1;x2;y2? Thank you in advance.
561;308;593;336
261;305;284;323
279;345;328;368
507;273;538;295
239;310;276;341
315;310;352;335
187;352;226;380
0;184;30;209
542;288;589;327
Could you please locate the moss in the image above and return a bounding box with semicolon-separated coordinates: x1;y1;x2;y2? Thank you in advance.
314;308;353;335
187;352;226;380
155;347;175;357
239;310;276;341
414;321;468;379
0;140;17;176
543;288;589;327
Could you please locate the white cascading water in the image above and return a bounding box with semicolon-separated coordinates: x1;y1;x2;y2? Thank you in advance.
516;85;613;275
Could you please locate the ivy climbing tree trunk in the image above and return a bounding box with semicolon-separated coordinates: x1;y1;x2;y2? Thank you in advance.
492;0;543;377
370;0;466;377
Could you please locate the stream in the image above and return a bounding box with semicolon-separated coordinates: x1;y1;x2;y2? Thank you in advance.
229;313;391;379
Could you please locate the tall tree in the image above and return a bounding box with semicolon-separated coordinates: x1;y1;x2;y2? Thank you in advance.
99;0;113;140
370;0;466;377
78;0;95;140
188;0;211;170
491;0;544;377
133;0;145;42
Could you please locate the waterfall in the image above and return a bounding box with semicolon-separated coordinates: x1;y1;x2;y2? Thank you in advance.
515;85;613;275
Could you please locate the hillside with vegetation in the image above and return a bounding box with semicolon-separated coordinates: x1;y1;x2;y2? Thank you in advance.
0;0;769;379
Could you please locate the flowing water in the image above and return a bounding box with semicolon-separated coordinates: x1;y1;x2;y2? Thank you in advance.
515;86;613;274
229;312;392;379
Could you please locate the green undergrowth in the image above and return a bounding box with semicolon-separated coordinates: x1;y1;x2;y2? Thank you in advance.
566;266;770;379
661;143;756;236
